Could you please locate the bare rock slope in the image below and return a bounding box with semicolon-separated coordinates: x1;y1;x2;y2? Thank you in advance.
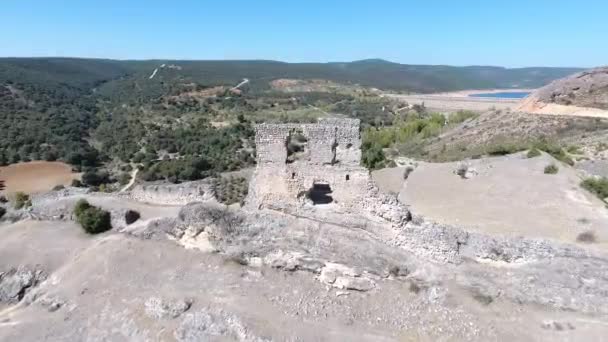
519;67;608;117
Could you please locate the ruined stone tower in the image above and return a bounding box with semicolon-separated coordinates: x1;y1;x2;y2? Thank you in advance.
246;118;409;225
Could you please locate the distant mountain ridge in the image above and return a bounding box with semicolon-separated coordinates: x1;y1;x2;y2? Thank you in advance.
0;57;583;93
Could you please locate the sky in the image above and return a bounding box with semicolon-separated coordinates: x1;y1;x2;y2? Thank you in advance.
2;0;606;68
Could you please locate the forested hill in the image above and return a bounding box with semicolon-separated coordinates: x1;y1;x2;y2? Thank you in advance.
0;57;583;184
0;58;583;94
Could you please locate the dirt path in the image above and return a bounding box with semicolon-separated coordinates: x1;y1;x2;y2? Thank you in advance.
119;167;138;192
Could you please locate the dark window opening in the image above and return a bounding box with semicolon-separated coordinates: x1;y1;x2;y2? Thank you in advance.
291;172;296;179
345;174;350;181
307;182;333;205
346;143;353;149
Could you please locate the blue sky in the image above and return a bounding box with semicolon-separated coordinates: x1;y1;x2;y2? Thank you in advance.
2;0;606;67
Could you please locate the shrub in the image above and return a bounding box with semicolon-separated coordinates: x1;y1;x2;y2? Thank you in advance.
125;210;141;225
13;192;31;209
449;110;478;124
544;164;559;174
581;177;608;200
576;231;596;244
74;200;112;234
0;206;6;219
526;148;541;158
71;179;83;187
485;142;527;156
52;184;65;191
361;143;386;170
74;199;91;217
0;195;7;203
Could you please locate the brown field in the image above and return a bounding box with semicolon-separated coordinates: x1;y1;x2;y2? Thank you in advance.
0;161;80;195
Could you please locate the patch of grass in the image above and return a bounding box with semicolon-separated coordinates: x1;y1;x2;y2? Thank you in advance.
567;145;582;154
544;164;559;174
576;231;597;244
485;142;528;156
449;110;479;124
213;176;249;205
532;140;574;165
581;177;608;200
526;148;541;158
13;192;31;209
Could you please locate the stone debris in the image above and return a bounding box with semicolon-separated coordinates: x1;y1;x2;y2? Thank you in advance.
145;296;193;319
0;267;47;304
175;307;268;342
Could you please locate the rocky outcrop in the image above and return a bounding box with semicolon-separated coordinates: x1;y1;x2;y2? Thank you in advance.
519;67;608;116
0;266;46;304
145;297;193;319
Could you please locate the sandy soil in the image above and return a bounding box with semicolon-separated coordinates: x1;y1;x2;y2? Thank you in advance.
373;153;608;247
385;94;520;112
0;161;80;195
518;97;608;119
398;153;608;246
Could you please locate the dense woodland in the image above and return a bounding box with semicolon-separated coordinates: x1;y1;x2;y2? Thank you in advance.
0;58;582;185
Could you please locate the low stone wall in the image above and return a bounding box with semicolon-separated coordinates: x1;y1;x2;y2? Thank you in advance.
128;181;215;205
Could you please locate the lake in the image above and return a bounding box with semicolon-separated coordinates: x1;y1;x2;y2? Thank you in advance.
469;92;530;99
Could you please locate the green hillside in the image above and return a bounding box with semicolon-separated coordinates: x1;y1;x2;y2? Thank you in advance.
0;57;583;184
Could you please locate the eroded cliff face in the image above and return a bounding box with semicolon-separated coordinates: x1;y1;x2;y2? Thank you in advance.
519;67;608;116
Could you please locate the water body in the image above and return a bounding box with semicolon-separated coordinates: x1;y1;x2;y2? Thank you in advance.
469;92;530;99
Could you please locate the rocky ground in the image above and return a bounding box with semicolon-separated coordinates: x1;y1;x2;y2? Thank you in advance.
518;66;608;118
2;161;608;341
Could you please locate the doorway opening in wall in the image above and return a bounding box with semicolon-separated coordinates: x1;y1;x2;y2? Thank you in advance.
307;182;333;205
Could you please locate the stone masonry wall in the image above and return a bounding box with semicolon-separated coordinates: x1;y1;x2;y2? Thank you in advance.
246;118;409;226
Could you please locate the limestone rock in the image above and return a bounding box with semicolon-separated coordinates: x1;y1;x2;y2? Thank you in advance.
0;267;46;304
145;297;193;319
333;276;375;292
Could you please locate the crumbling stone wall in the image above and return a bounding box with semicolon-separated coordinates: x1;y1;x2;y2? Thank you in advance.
128;181;214;205
246;118;409;225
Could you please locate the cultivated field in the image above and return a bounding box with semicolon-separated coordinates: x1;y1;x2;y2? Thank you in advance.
0;161;80;195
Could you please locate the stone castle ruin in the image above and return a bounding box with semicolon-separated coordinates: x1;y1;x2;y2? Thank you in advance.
246;118;409;225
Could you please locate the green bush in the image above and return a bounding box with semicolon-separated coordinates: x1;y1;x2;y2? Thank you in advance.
361;143;386;170
13;192;31;209
0;206;6;219
544;164;559;174
73;199;112;234
74;199;91;217
526;148;541;158
581;177;608;200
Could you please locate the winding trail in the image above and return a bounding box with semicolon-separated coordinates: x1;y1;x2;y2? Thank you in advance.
120;168;139;193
